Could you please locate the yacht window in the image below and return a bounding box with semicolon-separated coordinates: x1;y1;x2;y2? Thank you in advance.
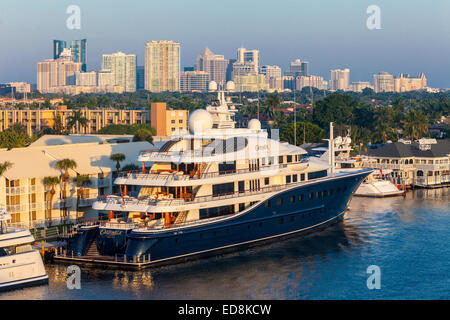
268;157;274;165
287;155;292;163
286;176;291;184
298;194;304;201
277;198;283;206
293;175;298;183
308;170;327;180
309;192;314;200
290;196;295;203
279;156;284;164
212;183;234;197
265;200;271;207
300;173;305;181
264;177;269;185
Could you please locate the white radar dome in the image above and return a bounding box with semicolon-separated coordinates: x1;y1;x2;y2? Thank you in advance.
226;81;235;91
208;81;217;92
188;109;214;134
248;119;261;130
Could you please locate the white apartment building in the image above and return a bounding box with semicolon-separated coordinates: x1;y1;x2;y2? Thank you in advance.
195;47;229;85
261;65;283;91
329;68;350;91
296;75;324;91
350;81;373;92
102;52;137;92
373;72;395;93
144;41;181;92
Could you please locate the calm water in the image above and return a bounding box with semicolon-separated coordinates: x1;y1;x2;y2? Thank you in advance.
1;189;449;300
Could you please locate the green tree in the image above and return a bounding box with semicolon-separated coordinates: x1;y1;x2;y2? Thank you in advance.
72;175;92;219
67;110;88;133
132;128;154;144
403;109;429;140
110;153;126;175
0;123;31;149
55;158;77;217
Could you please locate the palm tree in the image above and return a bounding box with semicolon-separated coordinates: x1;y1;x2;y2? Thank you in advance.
110;153;126;175
55;159;77;217
72;175;92;220
403;109;428;140
264;93;282;117
0;161;13;177
43;176;60;221
67;110;88;134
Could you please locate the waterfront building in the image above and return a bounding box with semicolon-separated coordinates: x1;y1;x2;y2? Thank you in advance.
285;59;309;77
329;69;350;91
37;48;83;93
195;47;229;85
394;73;427;92
0;107;150;135
296;75;324;91
261;65;283;91
350;81;373;92
233;74;269;92
150;102;189;136
180;71;209;92
362;139;450;188
144;40;181;92
373;72;395;93
0;140;153;227
101;52;137;92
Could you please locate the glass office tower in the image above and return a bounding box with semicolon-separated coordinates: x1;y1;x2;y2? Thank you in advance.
71;39;87;71
53;40;67;59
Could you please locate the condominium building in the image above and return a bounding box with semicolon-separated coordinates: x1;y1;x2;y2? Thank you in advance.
180;71;209;92
144;41;181;92
261;65;283;91
53;40;67;59
296;75;324;91
373;72;395;93
0;140;153;226
136;66;145;90
233;74;269;92
70;39;87;72
0;107;150;135
329;68;350;91
75;71;97;86
37;48;83;93
350;81;373;92
195;47;229;85
236;48;259;74
394;73;427;92
97;70;115;87
150;102;188;136
101;52;137;92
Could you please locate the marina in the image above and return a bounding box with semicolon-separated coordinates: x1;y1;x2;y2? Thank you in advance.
0;188;448;299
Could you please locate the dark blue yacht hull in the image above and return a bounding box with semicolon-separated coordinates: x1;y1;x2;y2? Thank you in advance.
124;169;371;265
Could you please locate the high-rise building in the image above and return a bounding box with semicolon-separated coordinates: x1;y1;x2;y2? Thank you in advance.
37;48;82;93
236;48;259;73
261;65;283;91
53;40;67;59
350;81;373;92
145;41;181;92
102;52;137;92
97;70;114;87
70;39;87;72
373;72;394;93
285;59;309;77
136;66;145;90
394;73;427;92
75;71;97;86
329;68;350;91
195;47;229;85
296;75;324;91
180;71;209;92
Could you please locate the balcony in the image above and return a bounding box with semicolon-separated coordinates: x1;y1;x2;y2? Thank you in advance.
97;178;110;188
5;185;39;195
7;202;43;214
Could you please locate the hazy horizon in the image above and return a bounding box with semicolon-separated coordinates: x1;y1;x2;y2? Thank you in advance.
1;0;449;87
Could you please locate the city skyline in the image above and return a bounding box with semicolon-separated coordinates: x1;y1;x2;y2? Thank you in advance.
1;0;450;87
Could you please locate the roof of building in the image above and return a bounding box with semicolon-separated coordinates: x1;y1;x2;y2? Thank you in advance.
29;134;135;147
367;139;450;158
0;141;162;180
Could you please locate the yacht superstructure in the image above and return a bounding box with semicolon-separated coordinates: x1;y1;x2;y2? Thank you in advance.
64;90;372;266
0;207;48;291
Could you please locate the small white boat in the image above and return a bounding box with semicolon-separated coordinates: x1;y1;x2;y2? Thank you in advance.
0;207;48;291
354;171;404;198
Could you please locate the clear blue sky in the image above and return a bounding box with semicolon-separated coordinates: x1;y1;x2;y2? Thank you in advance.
1;0;449;87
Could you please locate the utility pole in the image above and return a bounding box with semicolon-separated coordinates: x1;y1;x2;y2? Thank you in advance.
293;89;296;146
